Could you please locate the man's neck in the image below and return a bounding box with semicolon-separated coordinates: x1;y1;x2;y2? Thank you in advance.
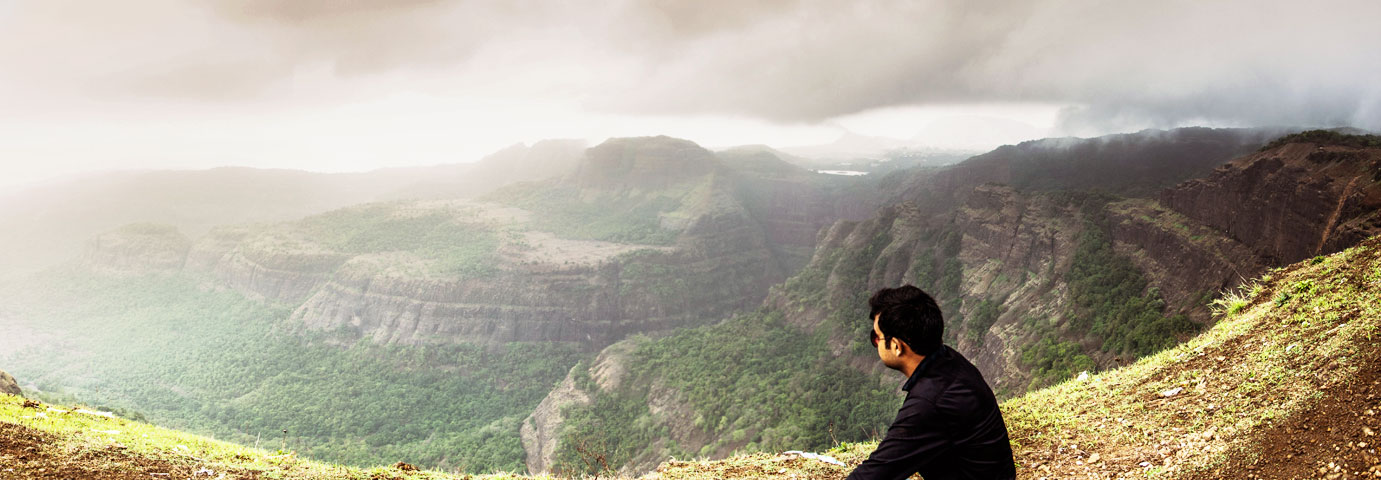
900;355;926;378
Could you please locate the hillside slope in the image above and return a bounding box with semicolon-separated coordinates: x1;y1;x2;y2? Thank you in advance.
654;233;1381;479
535;128;1381;475
5;234;1377;479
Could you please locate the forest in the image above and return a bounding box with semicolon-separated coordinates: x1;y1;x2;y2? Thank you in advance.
2;269;583;473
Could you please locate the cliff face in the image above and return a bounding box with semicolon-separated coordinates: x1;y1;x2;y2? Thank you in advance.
769;134;1381;395
1105;199;1268;317
286;167;790;347
1162;142;1381;265
61;136;839;354
191;230;348;305
767;187;1094;390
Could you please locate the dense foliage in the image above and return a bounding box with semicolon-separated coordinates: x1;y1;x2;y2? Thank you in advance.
555;310;901;475
1065;222;1195;357
1018;195;1197;389
2;270;583;473
1260;129;1381;151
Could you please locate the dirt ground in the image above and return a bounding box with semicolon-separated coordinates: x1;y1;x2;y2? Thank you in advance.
1187;341;1381;480
0;421;254;480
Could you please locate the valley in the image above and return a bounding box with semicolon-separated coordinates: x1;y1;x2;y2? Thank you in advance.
3;128;1380;477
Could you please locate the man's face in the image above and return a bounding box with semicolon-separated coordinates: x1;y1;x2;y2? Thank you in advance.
873;314;906;371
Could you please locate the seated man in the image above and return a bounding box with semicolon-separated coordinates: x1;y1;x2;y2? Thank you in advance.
846;285;1016;480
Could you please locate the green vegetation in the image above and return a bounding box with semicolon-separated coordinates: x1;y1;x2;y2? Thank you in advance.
907;227;966;342
1065;220;1195;357
1017;338;1094;388
1018;194;1197;389
1259;129;1381;151
490;184;680;245
964;298;1004;345
295;203;501;276
554;310;900;475
0;394;547;479
2;270;584;473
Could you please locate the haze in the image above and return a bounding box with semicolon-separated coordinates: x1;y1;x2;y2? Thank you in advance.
2;0;1378;188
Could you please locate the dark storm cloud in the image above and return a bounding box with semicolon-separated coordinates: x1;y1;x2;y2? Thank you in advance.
599;0;1381;131
4;0;1379;131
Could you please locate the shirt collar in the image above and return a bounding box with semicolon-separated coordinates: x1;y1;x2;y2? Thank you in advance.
901;345;945;392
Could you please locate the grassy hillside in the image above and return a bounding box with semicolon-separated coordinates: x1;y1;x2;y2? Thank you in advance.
6;234;1377;479
0;393;539;479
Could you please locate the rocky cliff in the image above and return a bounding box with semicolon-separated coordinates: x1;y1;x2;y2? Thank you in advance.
523;129;1381;476
1162;140;1381;265
74;137;853;352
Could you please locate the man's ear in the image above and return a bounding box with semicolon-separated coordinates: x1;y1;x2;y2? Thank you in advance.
891;338;911;355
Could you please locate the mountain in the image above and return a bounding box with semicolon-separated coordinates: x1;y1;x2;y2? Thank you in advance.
0;140;585;278
527;127;1381;475
0;135;869;472
8;127;1380;477
4;231;1378;479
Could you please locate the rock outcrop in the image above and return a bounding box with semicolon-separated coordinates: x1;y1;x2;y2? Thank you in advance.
0;369;21;396
520;372;592;474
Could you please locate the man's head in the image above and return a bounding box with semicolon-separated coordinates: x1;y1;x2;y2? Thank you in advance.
868;285;944;371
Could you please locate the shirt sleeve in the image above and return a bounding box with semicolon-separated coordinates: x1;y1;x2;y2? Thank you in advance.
844;395;951;480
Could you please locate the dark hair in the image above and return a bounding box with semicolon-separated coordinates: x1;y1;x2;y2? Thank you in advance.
869;285;944;354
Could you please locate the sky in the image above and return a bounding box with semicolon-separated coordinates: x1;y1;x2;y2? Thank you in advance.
1;0;1379;188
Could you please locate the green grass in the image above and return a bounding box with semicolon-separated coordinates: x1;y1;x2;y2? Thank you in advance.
0;394;549;480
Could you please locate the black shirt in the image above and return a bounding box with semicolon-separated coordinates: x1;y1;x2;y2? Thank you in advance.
845;345;1016;480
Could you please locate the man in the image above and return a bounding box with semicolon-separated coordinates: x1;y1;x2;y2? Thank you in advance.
845;285;1016;480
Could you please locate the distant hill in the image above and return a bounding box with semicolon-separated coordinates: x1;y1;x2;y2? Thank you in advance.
0;140;585;278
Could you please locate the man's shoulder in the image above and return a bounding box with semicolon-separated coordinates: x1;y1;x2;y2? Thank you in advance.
913;347;998;405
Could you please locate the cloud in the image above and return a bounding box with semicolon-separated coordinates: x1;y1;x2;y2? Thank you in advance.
601;0;1381;131
2;0;1378;132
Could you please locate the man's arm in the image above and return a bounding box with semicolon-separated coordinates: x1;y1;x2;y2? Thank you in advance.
844;396;950;480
